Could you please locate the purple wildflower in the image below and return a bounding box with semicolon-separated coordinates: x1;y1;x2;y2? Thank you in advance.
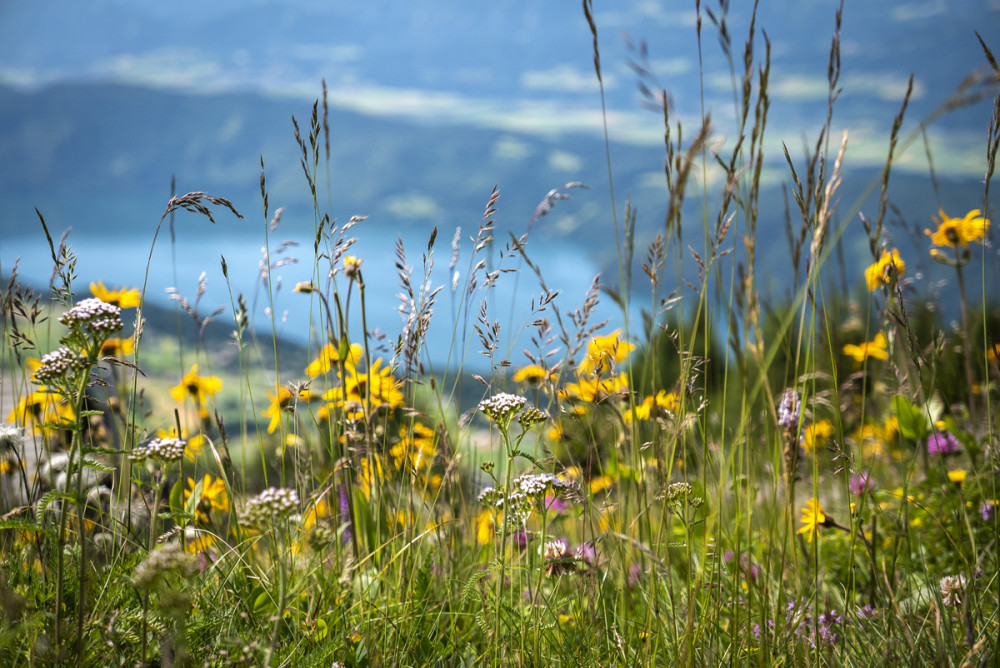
856;604;877;622
850;471;873;495
574;542;597;566
980;501;996;521
926;432;960;456
778;389;801;430
627;563;643;588
545;494;568;513
338;484;352;545
740;553;761;580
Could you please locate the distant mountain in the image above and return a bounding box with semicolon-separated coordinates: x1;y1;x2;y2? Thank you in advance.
0;82;662;239
1;79;994;376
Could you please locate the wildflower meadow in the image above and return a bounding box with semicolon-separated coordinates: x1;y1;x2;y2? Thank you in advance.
1;3;999;666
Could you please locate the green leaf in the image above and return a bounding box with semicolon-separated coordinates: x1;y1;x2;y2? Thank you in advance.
511;450;542;468
893;395;929;440
35;490;78;521
313;618;328;642
0;519;56;536
253;588;276;615
185;477;204;519
169;478;185;517
83;459;116;473
460;567;490;604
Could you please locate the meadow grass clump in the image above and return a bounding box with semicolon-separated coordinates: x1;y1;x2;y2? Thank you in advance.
1;4;999;666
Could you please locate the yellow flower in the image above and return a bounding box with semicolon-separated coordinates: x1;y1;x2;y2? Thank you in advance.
358;455;385;500
655;390;678;413
925;208;990;248
324;358;404;419
558;373;629;402
842;333;888;362
588;475;614;495
626;396;655;422
343;255;362;280
864;248;905;290
988;343;1000;362
803;419;834;454
883;415;899;442
624;391;677;422
854;423;887;458
546;422;565;442
512;364;554;385
90;281;141;308
390;422;436;472
185;474;230;523
947;469;967;484
263;385;314;434
302;497;331;531
100;336;135;357
889;487;916;502
170;364;223;406
6;386;74;435
185;533;216;555
579;329;634;376
476;508;499;544
798;497;827;543
305;342;363;378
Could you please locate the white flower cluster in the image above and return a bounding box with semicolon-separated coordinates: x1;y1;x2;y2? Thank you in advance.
33;347;88;384
132;543;199;590
478;486;503;505
478;392;527;424
477;485;532;524
130;436;187;463
517;406;549;429
244;487;300;526
665;481;704;509
514;472;572;498
666;482;693;501
939;574;966;607
478;473;574;529
59;297;123;337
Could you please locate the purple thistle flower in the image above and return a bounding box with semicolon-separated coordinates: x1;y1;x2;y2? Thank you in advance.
926;432;960;456
850;471;873;495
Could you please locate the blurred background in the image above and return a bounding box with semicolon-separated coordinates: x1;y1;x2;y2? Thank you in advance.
1;0;998;366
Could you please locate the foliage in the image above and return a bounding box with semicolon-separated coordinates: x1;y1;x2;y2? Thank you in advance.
1;4;999;666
